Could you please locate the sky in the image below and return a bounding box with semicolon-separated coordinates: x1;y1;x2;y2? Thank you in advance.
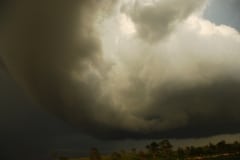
0;0;240;159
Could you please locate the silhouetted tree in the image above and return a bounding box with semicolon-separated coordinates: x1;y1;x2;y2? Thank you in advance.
217;140;226;153
177;147;185;160
111;152;122;160
146;142;159;159
159;140;173;160
208;143;216;155
138;150;147;160
90;148;101;160
233;141;240;152
58;156;68;160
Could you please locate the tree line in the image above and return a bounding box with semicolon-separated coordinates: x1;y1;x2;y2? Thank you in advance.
89;140;240;160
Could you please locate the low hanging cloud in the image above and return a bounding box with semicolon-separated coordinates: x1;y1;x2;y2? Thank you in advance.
1;0;240;139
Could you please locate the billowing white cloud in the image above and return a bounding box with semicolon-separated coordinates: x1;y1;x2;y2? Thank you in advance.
121;0;206;42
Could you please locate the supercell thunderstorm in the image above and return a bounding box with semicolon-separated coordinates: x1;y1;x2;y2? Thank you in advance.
1;0;240;139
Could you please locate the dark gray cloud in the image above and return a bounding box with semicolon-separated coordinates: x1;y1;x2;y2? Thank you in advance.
0;58;5;70
0;0;240;141
0;0;121;137
0;71;73;160
144;78;240;138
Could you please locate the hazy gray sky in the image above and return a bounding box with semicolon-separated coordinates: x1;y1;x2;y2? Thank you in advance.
0;0;240;159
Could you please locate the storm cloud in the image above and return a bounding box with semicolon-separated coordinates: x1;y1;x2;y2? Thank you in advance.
121;0;206;42
1;0;240;139
0;58;5;70
0;0;122;134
